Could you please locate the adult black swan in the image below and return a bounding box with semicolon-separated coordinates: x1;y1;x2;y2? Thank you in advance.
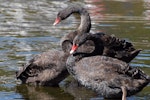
54;5;141;63
70;32;141;63
66;51;150;100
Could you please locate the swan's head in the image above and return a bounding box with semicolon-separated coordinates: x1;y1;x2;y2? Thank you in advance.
53;6;76;26
53;16;61;25
53;9;71;25
70;33;89;54
53;5;84;26
53;10;67;25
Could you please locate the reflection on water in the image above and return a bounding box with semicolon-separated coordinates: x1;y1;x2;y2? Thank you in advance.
0;0;149;100
16;84;74;100
16;78;98;100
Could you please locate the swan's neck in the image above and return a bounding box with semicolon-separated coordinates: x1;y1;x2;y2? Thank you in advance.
87;34;104;55
77;11;91;34
59;5;91;34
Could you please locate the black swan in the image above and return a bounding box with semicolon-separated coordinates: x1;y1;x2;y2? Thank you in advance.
66;52;150;100
70;32;141;63
54;5;141;63
16;48;71;86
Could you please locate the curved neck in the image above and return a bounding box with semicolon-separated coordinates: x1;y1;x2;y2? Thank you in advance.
65;5;91;34
60;5;91;53
69;33;105;61
77;10;91;34
83;33;104;56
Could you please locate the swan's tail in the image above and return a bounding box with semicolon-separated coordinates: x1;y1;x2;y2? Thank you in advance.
128;67;150;82
16;61;33;83
139;70;150;82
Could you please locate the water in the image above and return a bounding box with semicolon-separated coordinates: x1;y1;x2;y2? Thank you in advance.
0;0;149;100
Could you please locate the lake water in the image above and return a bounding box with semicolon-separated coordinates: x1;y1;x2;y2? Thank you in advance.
0;0;150;100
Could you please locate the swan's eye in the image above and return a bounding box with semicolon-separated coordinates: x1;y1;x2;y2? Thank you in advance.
57;12;61;16
77;44;80;46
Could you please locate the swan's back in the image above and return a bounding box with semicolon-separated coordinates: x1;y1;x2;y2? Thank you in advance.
71;56;128;76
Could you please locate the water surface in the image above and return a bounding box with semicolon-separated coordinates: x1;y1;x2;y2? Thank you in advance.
0;0;150;100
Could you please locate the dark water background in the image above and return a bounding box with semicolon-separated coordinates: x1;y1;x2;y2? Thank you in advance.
0;0;150;100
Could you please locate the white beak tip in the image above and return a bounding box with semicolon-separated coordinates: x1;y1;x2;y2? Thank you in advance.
53;23;57;26
70;50;74;54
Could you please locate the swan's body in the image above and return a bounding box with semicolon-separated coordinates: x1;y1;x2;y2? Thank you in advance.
16;50;69;86
66;53;150;99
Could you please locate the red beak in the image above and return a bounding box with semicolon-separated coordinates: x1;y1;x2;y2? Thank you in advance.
53;17;61;25
70;44;78;54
